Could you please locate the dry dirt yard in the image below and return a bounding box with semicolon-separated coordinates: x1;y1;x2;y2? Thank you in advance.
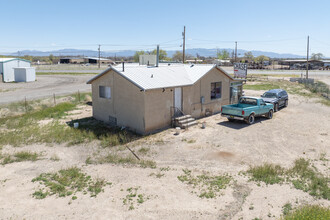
0;74;92;105
0;87;329;219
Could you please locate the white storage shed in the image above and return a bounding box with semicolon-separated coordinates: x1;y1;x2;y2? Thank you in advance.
14;67;36;82
139;55;156;65
0;58;31;82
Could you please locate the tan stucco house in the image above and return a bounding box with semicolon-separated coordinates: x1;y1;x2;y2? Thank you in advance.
87;64;242;134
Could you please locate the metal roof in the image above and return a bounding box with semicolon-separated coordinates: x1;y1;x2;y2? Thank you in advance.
0;58;31;63
87;64;235;90
85;57;111;61
60;57;84;60
281;59;323;62
0;58;16;62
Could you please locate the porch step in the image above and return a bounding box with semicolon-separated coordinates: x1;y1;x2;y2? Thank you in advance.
174;114;197;129
177;117;195;124
175;115;192;121
180;121;198;129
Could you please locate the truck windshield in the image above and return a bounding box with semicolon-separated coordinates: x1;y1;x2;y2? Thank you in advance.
239;98;257;105
262;92;277;98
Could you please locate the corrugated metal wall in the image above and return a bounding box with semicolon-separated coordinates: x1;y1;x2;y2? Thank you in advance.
3;60;30;82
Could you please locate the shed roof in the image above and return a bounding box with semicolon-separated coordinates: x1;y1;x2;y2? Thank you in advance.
85;57;111;61
0;58;31;63
87;64;235;90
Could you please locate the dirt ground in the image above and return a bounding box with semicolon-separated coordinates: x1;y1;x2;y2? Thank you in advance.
0;88;329;219
0;74;92;105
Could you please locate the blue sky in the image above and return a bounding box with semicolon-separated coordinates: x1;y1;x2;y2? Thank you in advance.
1;0;330;56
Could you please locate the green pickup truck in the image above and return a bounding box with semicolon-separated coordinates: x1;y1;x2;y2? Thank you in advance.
221;97;274;124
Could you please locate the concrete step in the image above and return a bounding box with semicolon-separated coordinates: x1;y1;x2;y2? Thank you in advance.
175;115;192;121
177;117;195;124
180;121;198;129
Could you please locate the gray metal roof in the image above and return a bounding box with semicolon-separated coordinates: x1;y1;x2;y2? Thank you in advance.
0;58;31;63
85;57;111;61
0;58;15;62
87;64;235;90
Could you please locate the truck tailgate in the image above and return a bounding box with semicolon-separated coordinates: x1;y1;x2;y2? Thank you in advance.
222;106;242;116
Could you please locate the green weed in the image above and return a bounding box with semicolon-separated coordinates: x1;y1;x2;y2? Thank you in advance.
282;205;330;219
246;163;285;185
90;153;156;169
1;151;40;165
32;167;109;200
246;158;329;200
282;203;293;216
138;147;150;155
178;169;231;198
244;83;280;90
122;187;147;210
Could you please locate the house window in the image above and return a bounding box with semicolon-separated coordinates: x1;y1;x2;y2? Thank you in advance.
211;82;222;100
99;86;111;99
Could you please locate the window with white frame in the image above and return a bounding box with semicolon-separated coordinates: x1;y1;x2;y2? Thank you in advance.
99;86;111;99
211;82;222;100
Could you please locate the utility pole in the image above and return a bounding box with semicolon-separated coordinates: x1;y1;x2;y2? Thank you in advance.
98;44;101;68
306;36;309;79
235;41;237;62
182;26;186;63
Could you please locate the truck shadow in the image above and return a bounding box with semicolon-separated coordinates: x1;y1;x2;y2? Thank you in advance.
218;117;268;130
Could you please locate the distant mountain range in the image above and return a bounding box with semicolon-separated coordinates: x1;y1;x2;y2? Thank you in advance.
4;48;306;59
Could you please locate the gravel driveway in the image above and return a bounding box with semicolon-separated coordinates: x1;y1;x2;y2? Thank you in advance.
0;74;93;105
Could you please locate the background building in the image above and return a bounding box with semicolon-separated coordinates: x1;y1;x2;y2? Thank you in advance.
0;58;31;82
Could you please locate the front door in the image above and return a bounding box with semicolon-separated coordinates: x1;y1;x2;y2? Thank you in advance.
174;87;182;116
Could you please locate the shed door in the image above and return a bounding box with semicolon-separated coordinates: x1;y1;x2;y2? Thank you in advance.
174;87;182;114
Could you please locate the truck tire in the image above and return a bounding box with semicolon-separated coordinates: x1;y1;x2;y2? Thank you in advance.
274;103;279;112
246;114;255;125
267;109;273;119
284;100;288;107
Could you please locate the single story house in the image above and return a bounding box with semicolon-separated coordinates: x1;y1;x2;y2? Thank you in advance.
0;58;31;82
87;64;243;134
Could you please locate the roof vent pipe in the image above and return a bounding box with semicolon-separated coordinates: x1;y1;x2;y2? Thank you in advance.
156;44;159;67
122;62;124;72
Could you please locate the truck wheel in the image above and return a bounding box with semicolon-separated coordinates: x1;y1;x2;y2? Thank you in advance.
284;100;288;107
267;109;273;119
274;103;279;112
246;114;255;125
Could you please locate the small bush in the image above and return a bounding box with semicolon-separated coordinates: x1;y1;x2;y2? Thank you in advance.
246;159;329;200
282;203;293;216
247;163;284;185
283;205;330;219
1;151;40;165
178;169;231;198
32;167;109;200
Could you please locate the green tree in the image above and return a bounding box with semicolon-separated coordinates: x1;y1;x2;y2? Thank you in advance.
311;53;323;60
244;51;254;61
255;55;270;64
217;50;230;59
151;49;167;60
133;51;145;62
172;51;183;62
48;54;54;64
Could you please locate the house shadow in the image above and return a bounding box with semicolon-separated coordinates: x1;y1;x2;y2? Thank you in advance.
218;117;268;130
66;117;142;144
